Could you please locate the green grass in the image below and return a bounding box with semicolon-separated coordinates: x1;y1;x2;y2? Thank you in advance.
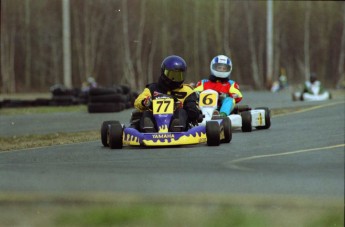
0;105;87;115
0;194;343;227
0;130;99;151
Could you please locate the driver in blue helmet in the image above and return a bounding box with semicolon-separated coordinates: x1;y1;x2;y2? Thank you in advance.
134;55;201;132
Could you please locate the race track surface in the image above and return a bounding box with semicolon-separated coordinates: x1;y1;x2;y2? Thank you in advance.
0;91;344;198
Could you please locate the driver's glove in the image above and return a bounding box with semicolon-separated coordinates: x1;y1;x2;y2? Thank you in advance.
232;93;239;99
142;96;152;108
219;93;228;100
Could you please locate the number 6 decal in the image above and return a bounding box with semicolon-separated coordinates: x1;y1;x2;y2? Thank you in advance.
199;93;217;107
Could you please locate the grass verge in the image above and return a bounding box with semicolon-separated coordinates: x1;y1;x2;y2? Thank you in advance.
0;105;87;115
0;130;99;152
0;193;343;227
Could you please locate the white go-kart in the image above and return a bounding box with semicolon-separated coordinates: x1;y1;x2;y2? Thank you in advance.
198;89;271;132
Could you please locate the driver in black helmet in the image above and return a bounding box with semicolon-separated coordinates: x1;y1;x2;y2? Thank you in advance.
134;55;201;132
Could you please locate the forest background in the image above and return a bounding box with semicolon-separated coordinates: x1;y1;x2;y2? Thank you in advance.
1;0;344;93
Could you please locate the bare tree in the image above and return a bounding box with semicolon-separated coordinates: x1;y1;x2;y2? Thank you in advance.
62;0;72;88
223;0;231;57
120;0;136;88
213;0;222;54
133;0;146;89
193;1;200;81
266;0;274;88
304;1;311;81
71;0;112;86
336;4;345;88
24;0;32;90
1;1;344;92
1;0;17;93
245;2;262;88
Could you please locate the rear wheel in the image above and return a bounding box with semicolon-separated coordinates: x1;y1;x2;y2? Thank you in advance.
233;104;250;114
101;121;119;147
255;107;271;130
109;123;123;149
206;121;220;146
241;111;252;132
221;117;232;143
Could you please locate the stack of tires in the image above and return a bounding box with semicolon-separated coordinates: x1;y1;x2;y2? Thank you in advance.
87;85;135;113
50;84;79;106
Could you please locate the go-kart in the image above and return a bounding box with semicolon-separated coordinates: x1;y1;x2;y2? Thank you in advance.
101;94;231;149
198;89;271;132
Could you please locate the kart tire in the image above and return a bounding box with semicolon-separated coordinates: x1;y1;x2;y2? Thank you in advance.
206;121;220;146
221;117;232;143
51;96;74;106
101;120;120;147
120;85;131;94
241;111;252;132
109;123;123;149
255;107;271;130
88;103;124;113
233;104;250;114
89;87;117;96
89;94;127;103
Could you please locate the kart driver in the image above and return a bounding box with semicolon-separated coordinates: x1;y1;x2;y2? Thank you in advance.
134;55;201;132
300;72;331;101
194;54;242;116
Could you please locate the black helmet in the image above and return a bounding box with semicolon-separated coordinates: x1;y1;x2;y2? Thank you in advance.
159;55;187;90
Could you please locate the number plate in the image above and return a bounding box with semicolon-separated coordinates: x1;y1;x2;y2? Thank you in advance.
199;93;217;107
153;98;174;114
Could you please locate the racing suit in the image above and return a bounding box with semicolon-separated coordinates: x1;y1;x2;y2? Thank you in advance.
134;83;200;132
194;77;243;115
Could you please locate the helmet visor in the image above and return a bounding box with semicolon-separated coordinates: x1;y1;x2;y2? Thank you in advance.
212;63;231;72
164;69;184;82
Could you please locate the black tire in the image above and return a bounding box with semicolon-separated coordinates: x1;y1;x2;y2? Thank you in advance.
241;111;252;132
89;87;118;96
233;104;251;114
220;117;232;143
34;98;51;106
89;94;127;103
51;96;75;106
206;121;220;146
255;107;271;130
88;103;125;113
120;85;131;94
101;121;120;147
109;123;123;149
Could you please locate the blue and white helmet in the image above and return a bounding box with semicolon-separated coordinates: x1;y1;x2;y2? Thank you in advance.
210;55;232;79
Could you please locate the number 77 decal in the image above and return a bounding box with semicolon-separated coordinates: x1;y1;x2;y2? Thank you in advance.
153;99;174;114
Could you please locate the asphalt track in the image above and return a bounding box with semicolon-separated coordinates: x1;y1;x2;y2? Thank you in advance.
0;91;344;198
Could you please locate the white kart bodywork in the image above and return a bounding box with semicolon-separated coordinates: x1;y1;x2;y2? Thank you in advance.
198;89;270;131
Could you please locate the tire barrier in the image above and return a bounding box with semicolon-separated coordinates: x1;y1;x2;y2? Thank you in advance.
87;85;136;113
0;84;138;113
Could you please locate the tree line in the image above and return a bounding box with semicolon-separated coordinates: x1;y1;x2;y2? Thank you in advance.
1;0;344;93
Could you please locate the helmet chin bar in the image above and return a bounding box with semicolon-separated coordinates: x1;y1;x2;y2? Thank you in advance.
211;70;230;79
159;75;183;90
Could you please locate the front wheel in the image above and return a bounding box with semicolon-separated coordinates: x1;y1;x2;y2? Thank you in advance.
255;107;271;130
109;123;124;149
101;120;120;147
206;121;220;146
241;111;252;132
221;117;232;143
